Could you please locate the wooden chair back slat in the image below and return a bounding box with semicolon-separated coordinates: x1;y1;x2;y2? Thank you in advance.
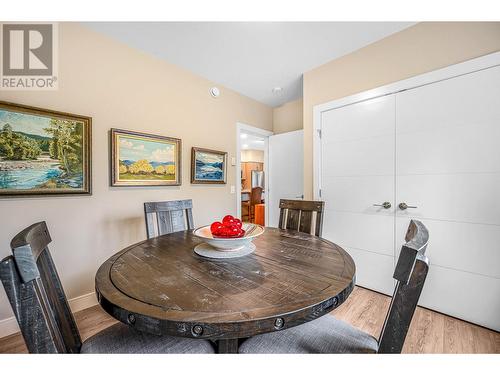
37;250;81;352
377;219;430;354
298;210;313;234
186;207;195;230
250;187;263;205
144;199;194;238
0;222;82;353
315;207;325;237
285;209;301;231
278;199;325;237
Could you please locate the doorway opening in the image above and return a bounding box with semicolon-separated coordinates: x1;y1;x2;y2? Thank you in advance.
236;123;273;225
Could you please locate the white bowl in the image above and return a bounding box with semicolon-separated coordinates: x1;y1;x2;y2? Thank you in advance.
193;223;264;251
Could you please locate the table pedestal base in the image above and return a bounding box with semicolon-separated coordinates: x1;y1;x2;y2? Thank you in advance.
216;339;239;354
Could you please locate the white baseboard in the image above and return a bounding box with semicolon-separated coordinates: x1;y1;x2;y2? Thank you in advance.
0;317;19;339
68;291;98;313
0;291;98;339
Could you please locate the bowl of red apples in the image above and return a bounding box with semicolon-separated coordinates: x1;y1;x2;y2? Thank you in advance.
193;215;264;251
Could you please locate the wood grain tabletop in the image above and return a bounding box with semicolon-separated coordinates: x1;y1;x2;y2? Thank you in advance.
95;227;355;351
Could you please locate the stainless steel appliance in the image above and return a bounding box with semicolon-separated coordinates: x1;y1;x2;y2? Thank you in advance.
251;170;264;189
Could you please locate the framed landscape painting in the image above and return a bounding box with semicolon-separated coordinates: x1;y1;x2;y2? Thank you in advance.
0;101;92;197
110;128;181;186
191;147;227;184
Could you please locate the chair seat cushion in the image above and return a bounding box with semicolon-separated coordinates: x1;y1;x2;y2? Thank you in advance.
239;314;378;354
81;323;215;354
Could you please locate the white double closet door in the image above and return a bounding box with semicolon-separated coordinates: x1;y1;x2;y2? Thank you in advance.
320;65;500;331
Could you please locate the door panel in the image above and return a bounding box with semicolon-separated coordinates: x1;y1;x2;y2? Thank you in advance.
320;95;395;294
320;63;500;329
396;121;500;175
419;265;500;331
321;175;394;215
395;66;500;330
321;135;394;177
396;217;500;279
396;173;500;225
323;211;394;256
321;96;395;141
345;247;395;295
394;66;500;134
268;130;304;228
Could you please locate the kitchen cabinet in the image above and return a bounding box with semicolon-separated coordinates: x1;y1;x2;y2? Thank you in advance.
241;162;263;191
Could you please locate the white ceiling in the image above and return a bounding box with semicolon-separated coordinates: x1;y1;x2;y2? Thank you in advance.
241;132;265;151
85;22;414;107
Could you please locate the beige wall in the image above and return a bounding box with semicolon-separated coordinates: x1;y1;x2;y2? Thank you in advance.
241;149;264;163
303;22;500;199
272;98;303;134
0;22;272;322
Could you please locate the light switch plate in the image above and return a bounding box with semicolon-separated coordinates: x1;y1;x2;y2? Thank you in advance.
231;157;236;166
230;185;235;194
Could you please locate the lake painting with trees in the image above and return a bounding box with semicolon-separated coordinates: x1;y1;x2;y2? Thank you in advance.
191;147;227;184
0;102;91;196
111;128;181;186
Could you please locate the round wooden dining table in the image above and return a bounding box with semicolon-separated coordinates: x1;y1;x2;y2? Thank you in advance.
95;227;356;353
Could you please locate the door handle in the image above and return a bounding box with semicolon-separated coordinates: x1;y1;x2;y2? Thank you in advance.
296;195;304;199
398;202;417;210
373;201;391;209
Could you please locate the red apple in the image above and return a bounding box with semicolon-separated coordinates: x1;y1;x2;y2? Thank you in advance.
222;226;233;237
228;226;241;237
210;221;224;235
222;215;235;224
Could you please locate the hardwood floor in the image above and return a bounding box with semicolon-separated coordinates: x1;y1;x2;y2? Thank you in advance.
0;305;117;354
331;287;500;354
0;286;498;354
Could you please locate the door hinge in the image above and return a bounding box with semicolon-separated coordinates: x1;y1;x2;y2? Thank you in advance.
317;129;322;138
319;188;322;197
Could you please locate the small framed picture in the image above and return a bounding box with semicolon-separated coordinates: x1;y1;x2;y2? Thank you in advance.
191;147;227;184
110;128;182;186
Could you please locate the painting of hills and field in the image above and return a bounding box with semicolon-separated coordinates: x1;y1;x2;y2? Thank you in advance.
112;129;181;186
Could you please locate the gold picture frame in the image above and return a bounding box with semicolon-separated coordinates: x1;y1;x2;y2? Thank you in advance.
0;101;92;197
191;147;227;184
110;128;182;186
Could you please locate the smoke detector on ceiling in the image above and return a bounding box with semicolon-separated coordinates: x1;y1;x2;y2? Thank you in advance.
209;87;220;98
272;87;283;95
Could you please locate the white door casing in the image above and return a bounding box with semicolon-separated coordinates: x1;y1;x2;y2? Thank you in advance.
235;123;273;224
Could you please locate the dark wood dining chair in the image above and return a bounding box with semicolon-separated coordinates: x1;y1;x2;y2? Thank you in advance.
239;219;430;354
278;199;325;237
0;222;214;354
144;199;194;239
242;187;262;223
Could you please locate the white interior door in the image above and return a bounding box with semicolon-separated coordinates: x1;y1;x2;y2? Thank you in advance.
268;130;304;227
395;66;500;330
317;56;500;330
320;95;396;295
